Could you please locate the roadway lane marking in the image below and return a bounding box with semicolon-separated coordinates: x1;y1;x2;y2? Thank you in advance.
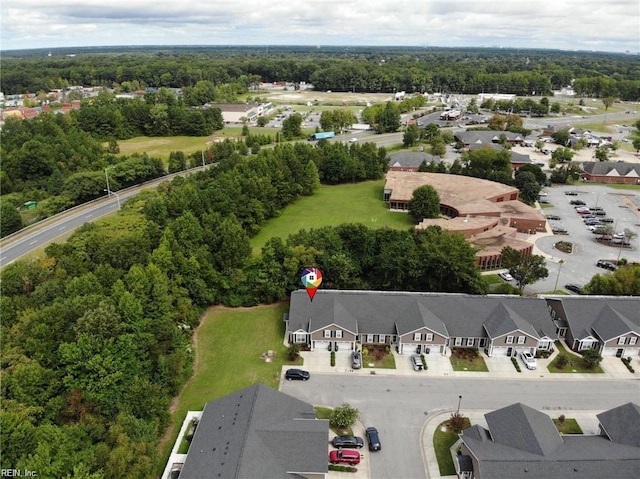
29;240;38;245
58;226;66;231
85;214;93;218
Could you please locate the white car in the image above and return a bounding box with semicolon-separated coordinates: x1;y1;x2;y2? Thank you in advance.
520;352;537;370
348;137;358;143
498;272;514;281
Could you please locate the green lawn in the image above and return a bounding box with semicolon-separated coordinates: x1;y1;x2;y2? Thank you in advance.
116;135;213;158
362;352;397;369
250;180;414;253
547;340;604;373
159;302;294;472
433;418;471;476
314;406;353;436
554;418;583;434
449;349;489;372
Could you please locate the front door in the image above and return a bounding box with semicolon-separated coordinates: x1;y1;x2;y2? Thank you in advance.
507;347;513;357
616;348;624;358
416;344;422;354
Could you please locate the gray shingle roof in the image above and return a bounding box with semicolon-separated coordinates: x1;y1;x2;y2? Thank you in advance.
485;403;563;456
461;403;640;479
581;161;640;177
388;151;441;168
592;305;640;341
179;384;328;479
288;290;555;340
546;297;639;342
483;303;540;339
597;403;640;447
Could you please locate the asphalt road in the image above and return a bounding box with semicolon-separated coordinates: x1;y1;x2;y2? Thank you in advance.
0;166;210;267
282;374;640;479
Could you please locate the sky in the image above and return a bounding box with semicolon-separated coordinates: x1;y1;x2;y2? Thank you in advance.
1;0;639;53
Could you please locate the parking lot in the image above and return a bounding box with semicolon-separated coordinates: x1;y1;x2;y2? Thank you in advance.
530;184;639;294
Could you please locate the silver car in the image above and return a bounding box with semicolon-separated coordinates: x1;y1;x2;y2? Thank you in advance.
410;355;423;371
352;351;362;369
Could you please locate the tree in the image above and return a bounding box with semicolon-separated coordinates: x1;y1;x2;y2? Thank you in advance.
594;145;609;162
582;348;603;369
449;411;468;434
330;403;359;430
408;185;440;223
300;160;320;195
555;354;569;369
514;170;541;204
281;113;303;140
501;247;549;291
375;102;401;133
403;124;420;147
551;147;574;164
551;129;570;146
1;202;23;237
602;96;616;112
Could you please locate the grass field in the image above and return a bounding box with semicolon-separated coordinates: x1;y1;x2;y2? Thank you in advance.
250;180;414;253
433;418;471;476
553;418;583;434
159;302;293;472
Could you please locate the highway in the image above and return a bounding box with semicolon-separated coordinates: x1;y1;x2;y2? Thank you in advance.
0;166;210;267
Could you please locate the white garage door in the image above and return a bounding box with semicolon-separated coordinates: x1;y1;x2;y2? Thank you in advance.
313;340;330;351
335;341;353;352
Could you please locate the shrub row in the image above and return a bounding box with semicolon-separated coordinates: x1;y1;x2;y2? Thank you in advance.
511;357;522;372
330;351;336;367
420;353;428;371
621;357;635;373
328;465;358;473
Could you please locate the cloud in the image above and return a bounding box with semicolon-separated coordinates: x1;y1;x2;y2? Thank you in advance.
1;0;638;51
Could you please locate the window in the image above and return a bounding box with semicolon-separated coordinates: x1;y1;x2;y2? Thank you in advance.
618;337;626;345
426;333;433;342
324;330;331;338
517;336;526;344
379;334;385;343
414;333;421;341
367;334;374;343
467;338;474;346
630;337;637;346
506;336;514;344
454;337;463;346
295;333;306;343
336;330;343;339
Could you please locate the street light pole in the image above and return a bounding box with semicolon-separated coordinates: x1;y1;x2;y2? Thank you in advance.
457;395;462;415
553;259;565;293
104;168;111;196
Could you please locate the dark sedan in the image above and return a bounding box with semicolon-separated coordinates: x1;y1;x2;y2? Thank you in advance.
565;284;583;295
285;369;310;381
331;435;364;449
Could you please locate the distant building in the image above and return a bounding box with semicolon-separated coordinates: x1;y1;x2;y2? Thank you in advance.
207;102;273;124
580;161;640;185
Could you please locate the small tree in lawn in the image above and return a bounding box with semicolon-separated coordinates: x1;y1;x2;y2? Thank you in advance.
449;412;467;434
501;246;549;292
330;403;360;431
555;354;569;369
582;348;603;369
287;344;301;361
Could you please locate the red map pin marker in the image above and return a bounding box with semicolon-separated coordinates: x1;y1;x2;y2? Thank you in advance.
301;267;323;301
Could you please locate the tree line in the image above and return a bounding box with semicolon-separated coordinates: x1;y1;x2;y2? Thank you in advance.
2;46;638;100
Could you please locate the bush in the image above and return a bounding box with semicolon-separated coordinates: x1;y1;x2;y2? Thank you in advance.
555;354;569;369
449;412;467;434
420;354;428;370
511;357;521;372
621;357;635;373
558;414;565;425
286;344;300;361
330;351;336;367
330;403;360;430
328;465;358;473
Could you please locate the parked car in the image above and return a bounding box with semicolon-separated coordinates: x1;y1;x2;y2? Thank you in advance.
410;355;423;371
565;284;583;295
590;207;604;212
365;427;381;451
348;137;358;143
600;217;615;223
498;272;514;281
329;448;360;465
285;369;310;381
332;435;364;449
519;352;537;370
570;200;586;205
545;215;561;221
597;260;617;271
564;191;578;196
584;220;601;226
582;214;596;220
594;210;607;216
552;227;568;234
351;351;362;369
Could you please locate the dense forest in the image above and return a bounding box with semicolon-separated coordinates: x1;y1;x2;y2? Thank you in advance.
1;139;487;476
2;46;639;99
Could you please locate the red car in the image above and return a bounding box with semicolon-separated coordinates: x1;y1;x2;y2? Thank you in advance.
329;449;360;465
